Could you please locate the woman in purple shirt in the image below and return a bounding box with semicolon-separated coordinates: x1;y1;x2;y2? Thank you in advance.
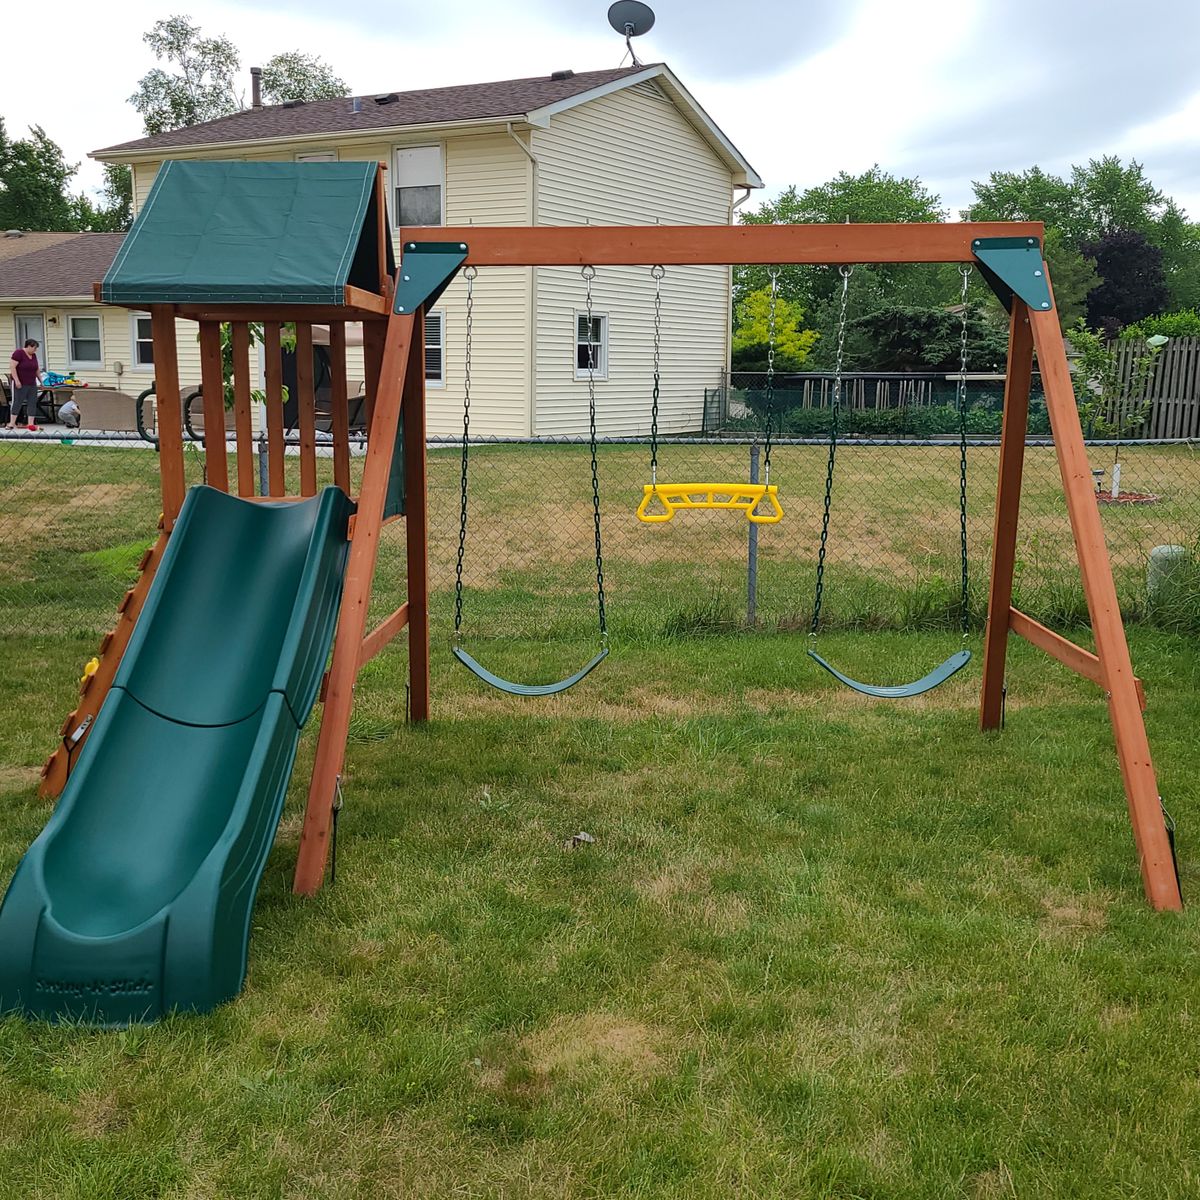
7;339;42;430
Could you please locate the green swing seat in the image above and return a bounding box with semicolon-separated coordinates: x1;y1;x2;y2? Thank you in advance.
807;648;972;699
451;646;608;697
451;262;608;699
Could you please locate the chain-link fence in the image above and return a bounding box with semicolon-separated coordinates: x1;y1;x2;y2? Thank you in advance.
2;431;1198;651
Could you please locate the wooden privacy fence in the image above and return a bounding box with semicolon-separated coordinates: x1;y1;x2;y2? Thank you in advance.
1110;336;1200;439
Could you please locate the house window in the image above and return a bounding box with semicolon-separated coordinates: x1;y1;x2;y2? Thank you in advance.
424;310;444;385
68;315;103;366
296;151;337;162
394;145;443;227
575;312;608;380
131;313;154;368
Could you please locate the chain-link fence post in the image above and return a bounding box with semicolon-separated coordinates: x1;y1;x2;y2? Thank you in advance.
258;435;268;497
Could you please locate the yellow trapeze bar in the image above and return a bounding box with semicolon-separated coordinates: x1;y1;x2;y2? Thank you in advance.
636;482;784;524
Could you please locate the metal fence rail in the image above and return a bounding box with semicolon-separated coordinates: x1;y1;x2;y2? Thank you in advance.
2;430;1197;642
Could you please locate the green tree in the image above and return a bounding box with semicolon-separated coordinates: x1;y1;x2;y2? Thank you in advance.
1155;204;1200;311
130;17;351;136
0;121;80;230
260;52;348;103
1042;229;1099;329
1071;156;1166;240
731;289;818;368
1067;321;1162;437
738;167;948;312
964;165;1081;238
1121;309;1200;340
837;304;1009;373
83;164;134;232
1081;228;1169;335
130;15;241;135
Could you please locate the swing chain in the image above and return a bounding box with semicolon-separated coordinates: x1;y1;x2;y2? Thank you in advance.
956;265;972;637
811;265;853;638
763;268;779;484
453;265;478;641
583;266;608;643
649;264;665;486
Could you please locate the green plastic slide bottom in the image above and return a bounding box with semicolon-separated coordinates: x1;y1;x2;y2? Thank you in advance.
0;485;352;1025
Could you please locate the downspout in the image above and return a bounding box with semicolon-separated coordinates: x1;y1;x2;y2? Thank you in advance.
507;122;539;436
724;187;752;411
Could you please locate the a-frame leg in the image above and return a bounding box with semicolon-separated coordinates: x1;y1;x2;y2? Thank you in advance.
403;318;431;722
1030;307;1182;912
293;313;417;896
980;302;1035;729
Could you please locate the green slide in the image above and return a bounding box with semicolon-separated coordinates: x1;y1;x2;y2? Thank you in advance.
0;485;353;1025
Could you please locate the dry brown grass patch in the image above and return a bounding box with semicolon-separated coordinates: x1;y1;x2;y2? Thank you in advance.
71;1089;125;1139
1040;891;1109;932
522;1012;666;1078
0;765;40;794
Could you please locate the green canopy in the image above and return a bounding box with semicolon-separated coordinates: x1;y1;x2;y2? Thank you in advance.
101;160;394;306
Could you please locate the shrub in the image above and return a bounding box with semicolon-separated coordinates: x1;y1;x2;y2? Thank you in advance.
1120;310;1200;340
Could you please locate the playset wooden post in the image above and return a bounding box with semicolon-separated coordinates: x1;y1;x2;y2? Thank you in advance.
293;313;418;894
979;301;1034;729
328;323;352;494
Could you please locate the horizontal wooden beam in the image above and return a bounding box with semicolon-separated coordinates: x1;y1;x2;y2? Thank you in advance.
343;285;389;314
359;602;410;669
174;305;388;323
93;284;389;322
1009;607;1146;711
398;222;1046;267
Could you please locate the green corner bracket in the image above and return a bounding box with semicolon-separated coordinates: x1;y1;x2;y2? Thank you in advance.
394;241;468;315
971;237;1053;315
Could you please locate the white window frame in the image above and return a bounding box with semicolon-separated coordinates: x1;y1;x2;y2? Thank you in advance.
392;144;445;228
295;150;337;162
67;314;103;368
573;310;609;381
130;312;154;372
424;309;445;387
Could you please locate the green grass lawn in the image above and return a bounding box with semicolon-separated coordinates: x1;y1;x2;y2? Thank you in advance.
2;625;1199;1198
4;439;1200;638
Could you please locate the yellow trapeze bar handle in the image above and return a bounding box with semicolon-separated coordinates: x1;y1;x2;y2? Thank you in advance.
636;482;784;524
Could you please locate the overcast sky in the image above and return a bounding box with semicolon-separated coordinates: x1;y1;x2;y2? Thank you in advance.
5;0;1199;220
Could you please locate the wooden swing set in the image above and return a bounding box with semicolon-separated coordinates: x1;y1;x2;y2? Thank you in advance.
39;171;1181;911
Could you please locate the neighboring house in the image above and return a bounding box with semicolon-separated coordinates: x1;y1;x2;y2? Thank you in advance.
90;63;759;437
0;232;149;392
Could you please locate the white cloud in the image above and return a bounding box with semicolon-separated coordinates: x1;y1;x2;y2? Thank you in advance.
5;0;1198;222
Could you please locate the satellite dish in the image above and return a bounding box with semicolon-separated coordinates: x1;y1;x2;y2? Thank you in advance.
608;1;655;64
608;1;656;37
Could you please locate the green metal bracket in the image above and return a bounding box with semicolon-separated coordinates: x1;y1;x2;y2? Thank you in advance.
394;241;468;315
971;236;1053;315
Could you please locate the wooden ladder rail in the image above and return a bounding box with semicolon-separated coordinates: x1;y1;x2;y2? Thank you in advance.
38;526;170;799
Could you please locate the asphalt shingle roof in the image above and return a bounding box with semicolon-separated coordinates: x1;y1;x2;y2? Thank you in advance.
96;66;654;155
0;231;79;262
0;234;125;299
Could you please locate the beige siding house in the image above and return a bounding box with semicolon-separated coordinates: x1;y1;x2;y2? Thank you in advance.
0;233;191;407
55;64;758;437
